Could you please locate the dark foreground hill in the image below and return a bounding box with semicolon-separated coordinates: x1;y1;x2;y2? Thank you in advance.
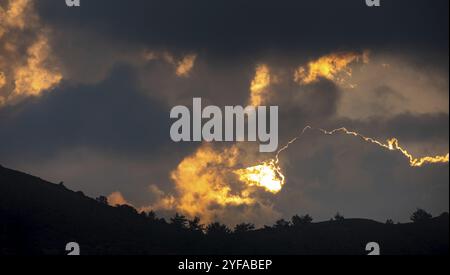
0;164;448;255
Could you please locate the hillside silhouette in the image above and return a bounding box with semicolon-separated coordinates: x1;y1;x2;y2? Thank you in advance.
0;164;448;255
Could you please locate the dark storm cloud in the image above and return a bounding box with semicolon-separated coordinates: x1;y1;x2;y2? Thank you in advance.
35;0;449;57
0;66;174;160
322;112;450;145
267;76;449;157
273;79;343;144
366;113;449;143
276;129;449;222
0;0;447;225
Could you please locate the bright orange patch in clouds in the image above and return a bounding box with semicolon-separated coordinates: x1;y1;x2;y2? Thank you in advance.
249;64;272;106
13;35;62;97
0;0;62;105
294;51;369;85
107;191;130;206
168;145;253;219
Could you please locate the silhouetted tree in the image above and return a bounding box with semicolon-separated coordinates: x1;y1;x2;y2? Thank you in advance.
386;219;394;225
146;210;157;221
116;204;138;214
188;216;205;233
410;209;432;223
2;161;448;255
334;212;345;222
274;219;291;229
234;223;255;234
292;214;313;227
95;196;108;205
439;212;449;218
206;222;231;236
158;217;168;224
170;213;188;229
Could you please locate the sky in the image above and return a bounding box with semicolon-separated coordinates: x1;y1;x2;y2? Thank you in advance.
0;0;449;227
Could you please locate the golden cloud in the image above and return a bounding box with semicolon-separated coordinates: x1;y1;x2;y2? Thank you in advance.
294;51;369;85
0;0;62;106
176;54;197;77
146;144;281;225
143;50;197;78
249;64;272;106
165;145;253;220
107;191;131;206
0;0;30;30
0;72;6;89
13;35;62;97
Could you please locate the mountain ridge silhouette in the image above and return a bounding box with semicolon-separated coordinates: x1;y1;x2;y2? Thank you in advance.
0;164;448;255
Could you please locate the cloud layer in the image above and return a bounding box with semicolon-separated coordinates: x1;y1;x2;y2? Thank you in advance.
0;0;62;106
0;0;448;227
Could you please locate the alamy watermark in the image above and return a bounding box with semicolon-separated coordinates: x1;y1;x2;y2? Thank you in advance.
170;98;278;153
365;0;381;7
65;1;379;9
66;0;80;7
65;242;80;255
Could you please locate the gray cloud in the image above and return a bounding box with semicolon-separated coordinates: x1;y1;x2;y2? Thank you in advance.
0;0;448;226
0;66;173;160
275;130;449;222
35;0;449;56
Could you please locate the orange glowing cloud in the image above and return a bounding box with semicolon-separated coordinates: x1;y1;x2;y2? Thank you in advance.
167;144;253;220
13;35;62;97
235;158;285;193
107;191;131;206
145;63;285;224
0;72;6;89
0;0;62;106
294;51;369;85
143;50;197;78
147;144;281;224
176;54;197;77
249;64;272;106
0;0;30;31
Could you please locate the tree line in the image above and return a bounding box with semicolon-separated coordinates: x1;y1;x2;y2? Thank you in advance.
95;195;436;235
